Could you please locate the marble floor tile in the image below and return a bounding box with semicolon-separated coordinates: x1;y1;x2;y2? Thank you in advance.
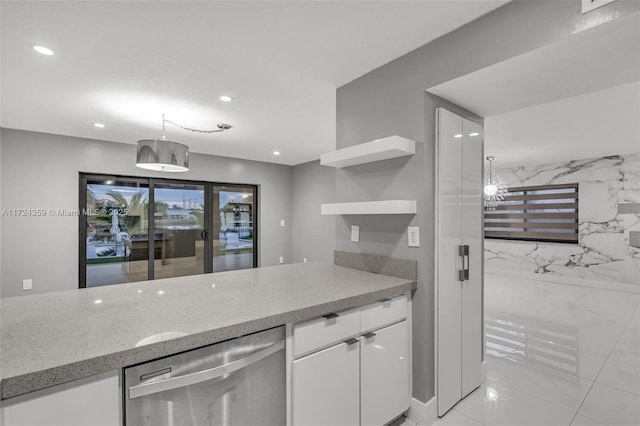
609;327;640;367
504;345;608;381
596;358;640;395
578;382;640;426
434;410;484;426
453;382;575;426
488;356;594;411
569;414;607;426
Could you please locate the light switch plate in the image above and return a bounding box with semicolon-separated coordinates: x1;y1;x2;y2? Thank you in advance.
279;256;284;264
22;279;32;291
351;225;360;243
280;219;285;227
408;227;419;247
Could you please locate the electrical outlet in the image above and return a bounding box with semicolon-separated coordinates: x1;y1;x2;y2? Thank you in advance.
303;258;307;262
351;225;360;243
279;256;284;264
408;227;420;247
280;219;285;227
22;279;32;291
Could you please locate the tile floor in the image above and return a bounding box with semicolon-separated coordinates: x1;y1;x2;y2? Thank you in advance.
404;273;640;426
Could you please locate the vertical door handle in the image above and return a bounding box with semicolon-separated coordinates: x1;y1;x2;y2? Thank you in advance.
200;230;208;240
458;245;470;281
463;245;470;281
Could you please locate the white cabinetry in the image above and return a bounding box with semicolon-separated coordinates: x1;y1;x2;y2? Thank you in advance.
290;294;410;426
293;342;360;426
0;370;120;426
361;321;410;426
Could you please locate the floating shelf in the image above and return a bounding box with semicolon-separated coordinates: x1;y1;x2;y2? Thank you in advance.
320;135;415;168
321;200;417;215
618;203;640;215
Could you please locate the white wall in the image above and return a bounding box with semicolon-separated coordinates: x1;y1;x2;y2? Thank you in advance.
485;153;640;286
291;160;335;263
0;128;293;297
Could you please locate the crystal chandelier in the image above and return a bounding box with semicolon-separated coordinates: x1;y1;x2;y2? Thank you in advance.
136;114;231;172
484;155;508;210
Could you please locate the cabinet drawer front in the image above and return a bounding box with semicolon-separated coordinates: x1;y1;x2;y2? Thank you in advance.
293;307;360;357
361;294;408;332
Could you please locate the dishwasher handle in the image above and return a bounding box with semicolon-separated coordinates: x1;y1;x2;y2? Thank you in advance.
128;340;285;399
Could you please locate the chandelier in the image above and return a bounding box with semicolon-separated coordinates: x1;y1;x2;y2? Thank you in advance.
136;114;232;172
484;155;508;210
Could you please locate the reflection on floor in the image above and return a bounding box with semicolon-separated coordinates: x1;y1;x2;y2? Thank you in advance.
435;273;640;426
396;273;640;426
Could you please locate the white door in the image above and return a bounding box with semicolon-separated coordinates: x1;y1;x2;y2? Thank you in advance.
436;108;483;416
360;320;410;426
292;341;360;426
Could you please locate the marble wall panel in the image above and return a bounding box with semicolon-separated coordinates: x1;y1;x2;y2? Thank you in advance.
485;153;640;286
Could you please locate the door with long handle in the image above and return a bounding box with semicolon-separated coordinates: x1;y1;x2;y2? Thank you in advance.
436;108;483;416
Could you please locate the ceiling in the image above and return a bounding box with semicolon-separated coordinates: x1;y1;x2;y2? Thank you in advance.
0;0;509;166
427;11;640;167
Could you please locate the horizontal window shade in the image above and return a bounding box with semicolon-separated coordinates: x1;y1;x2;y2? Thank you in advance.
485;183;578;244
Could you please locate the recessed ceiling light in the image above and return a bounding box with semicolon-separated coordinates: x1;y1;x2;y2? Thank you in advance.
30;44;54;56
273;151;281;156
220;95;233;102
92;122;105;128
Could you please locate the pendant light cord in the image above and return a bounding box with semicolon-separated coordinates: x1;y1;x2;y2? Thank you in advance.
162;114;232;135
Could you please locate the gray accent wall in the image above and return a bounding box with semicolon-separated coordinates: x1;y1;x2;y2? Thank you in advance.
0;128;293;297
291;160;335;263
334;0;640;404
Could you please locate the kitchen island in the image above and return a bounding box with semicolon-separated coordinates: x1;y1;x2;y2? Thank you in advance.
0;261;416;401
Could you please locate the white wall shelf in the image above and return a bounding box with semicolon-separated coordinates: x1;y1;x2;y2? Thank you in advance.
320;135;415;168
321;200;417;215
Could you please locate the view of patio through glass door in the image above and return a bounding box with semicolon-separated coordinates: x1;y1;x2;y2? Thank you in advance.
80;174;257;288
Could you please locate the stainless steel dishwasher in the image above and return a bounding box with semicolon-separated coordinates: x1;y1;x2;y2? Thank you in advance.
124;326;285;426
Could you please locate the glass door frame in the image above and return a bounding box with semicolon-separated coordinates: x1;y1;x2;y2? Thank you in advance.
79;173;258;288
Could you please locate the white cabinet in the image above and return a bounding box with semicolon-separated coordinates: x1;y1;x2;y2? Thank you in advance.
292;341;360;426
290;294;411;426
361;320;410;426
0;370;120;426
435;108;483;416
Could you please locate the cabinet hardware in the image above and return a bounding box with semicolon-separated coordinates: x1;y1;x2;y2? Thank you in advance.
344;338;359;346
458;245;470;281
379;298;392;303
363;332;376;339
322;313;339;320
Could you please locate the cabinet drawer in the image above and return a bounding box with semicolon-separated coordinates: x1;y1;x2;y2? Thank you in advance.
293;307;360;357
361;294;408;332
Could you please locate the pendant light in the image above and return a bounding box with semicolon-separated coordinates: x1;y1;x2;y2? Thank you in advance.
484;155;508;210
136;114;231;173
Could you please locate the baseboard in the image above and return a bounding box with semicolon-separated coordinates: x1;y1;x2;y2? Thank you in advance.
485;267;640;294
407;396;437;426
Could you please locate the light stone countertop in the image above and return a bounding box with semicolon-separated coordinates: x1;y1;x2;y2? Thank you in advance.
0;261;416;400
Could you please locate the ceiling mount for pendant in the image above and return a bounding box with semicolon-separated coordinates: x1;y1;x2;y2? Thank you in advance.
135;114;232;173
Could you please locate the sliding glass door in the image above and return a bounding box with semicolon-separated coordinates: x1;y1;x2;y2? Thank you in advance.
153;181;207;280
81;176;150;287
80;174;257;288
213;185;256;272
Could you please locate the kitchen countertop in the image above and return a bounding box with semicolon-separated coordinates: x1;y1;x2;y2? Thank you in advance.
0;261;416;400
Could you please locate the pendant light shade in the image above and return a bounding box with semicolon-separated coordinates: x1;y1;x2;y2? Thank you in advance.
136;139;189;172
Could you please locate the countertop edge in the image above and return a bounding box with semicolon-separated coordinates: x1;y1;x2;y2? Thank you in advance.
1;280;416;400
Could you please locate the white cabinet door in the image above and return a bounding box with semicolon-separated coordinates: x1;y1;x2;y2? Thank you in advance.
436;108;483;416
360;320;410;426
0;370;120;426
292;341;359;426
